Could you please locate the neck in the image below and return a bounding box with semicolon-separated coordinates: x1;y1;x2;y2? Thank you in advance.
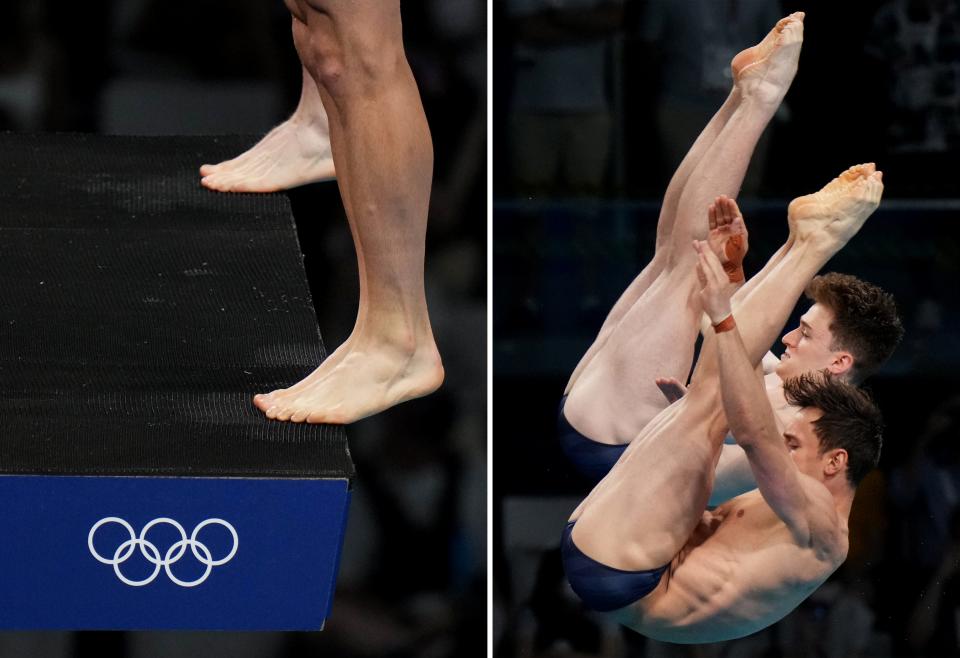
826;479;855;519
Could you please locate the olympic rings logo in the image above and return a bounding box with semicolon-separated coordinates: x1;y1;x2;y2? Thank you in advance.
88;517;238;587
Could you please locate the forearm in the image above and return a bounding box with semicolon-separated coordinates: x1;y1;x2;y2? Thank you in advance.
715;322;780;448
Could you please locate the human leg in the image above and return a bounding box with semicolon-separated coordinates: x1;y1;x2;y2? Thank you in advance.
567;11;805;397
254;0;443;424
199;62;336;193
703;164;884;373
569;163;883;572
563;86;743;396
562;14;804;444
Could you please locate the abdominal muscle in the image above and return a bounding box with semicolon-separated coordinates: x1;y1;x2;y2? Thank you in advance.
613;492;840;644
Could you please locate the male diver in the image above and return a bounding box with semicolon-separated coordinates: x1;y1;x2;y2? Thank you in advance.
563;167;885;642
558;13;902;496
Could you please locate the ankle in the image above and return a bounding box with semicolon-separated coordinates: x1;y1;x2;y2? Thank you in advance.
353;319;438;357
792;232;838;259
289;104;329;134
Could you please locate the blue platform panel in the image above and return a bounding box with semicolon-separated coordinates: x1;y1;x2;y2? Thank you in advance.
0;475;350;630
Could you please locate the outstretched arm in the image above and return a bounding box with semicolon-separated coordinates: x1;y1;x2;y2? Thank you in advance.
695;241;813;542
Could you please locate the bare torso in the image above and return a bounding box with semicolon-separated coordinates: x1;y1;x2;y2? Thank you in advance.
614;489;848;644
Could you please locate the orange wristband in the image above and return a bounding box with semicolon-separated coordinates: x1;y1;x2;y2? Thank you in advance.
712;314;736;333
725;265;745;283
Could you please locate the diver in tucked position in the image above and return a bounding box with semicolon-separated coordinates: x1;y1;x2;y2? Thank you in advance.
558;12;902;493
562;166;885;643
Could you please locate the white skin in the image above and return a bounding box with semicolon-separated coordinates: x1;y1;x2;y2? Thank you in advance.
659;163;879;505
199;65;336;192
561;14;879;504
563;13;806;444
659;297;857;506
568;169;883;643
203;0;444;423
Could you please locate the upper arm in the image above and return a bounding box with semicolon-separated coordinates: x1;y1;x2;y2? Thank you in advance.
741;440;840;554
741;438;812;542
712;323;838;551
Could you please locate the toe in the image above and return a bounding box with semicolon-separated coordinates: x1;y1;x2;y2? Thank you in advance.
275;406;295;422
208;173;238;192
306;411;327;424
290;408;310;423
201;175;225;191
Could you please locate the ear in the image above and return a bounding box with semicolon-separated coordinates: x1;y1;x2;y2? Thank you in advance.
828;351;854;377
824;449;848;477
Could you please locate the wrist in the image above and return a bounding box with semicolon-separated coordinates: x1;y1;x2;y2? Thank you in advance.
712;314;736;333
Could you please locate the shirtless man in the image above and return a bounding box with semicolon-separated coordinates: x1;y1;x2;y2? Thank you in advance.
652;202;902;507
199;1;444;424
562;168;885;643
558;13;902;489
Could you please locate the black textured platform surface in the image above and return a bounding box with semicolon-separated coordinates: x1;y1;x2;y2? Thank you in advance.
0;133;353;478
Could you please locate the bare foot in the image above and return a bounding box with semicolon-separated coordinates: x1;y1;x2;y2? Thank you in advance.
732;12;804;105
252;335;356;411
706;195;749;282
199;116;335;193
253;338;444;424
788;163;884;247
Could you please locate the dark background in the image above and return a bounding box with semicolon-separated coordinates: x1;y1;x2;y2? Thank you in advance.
494;1;960;656
0;1;487;657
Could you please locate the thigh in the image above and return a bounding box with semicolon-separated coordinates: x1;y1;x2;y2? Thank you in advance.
571;392;725;571
564;271;701;443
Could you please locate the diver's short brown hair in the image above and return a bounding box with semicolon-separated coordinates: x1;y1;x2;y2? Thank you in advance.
805;273;903;382
783;373;883;486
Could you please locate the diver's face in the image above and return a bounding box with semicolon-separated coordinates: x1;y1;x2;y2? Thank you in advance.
776;304;844;381
783;407;826;479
